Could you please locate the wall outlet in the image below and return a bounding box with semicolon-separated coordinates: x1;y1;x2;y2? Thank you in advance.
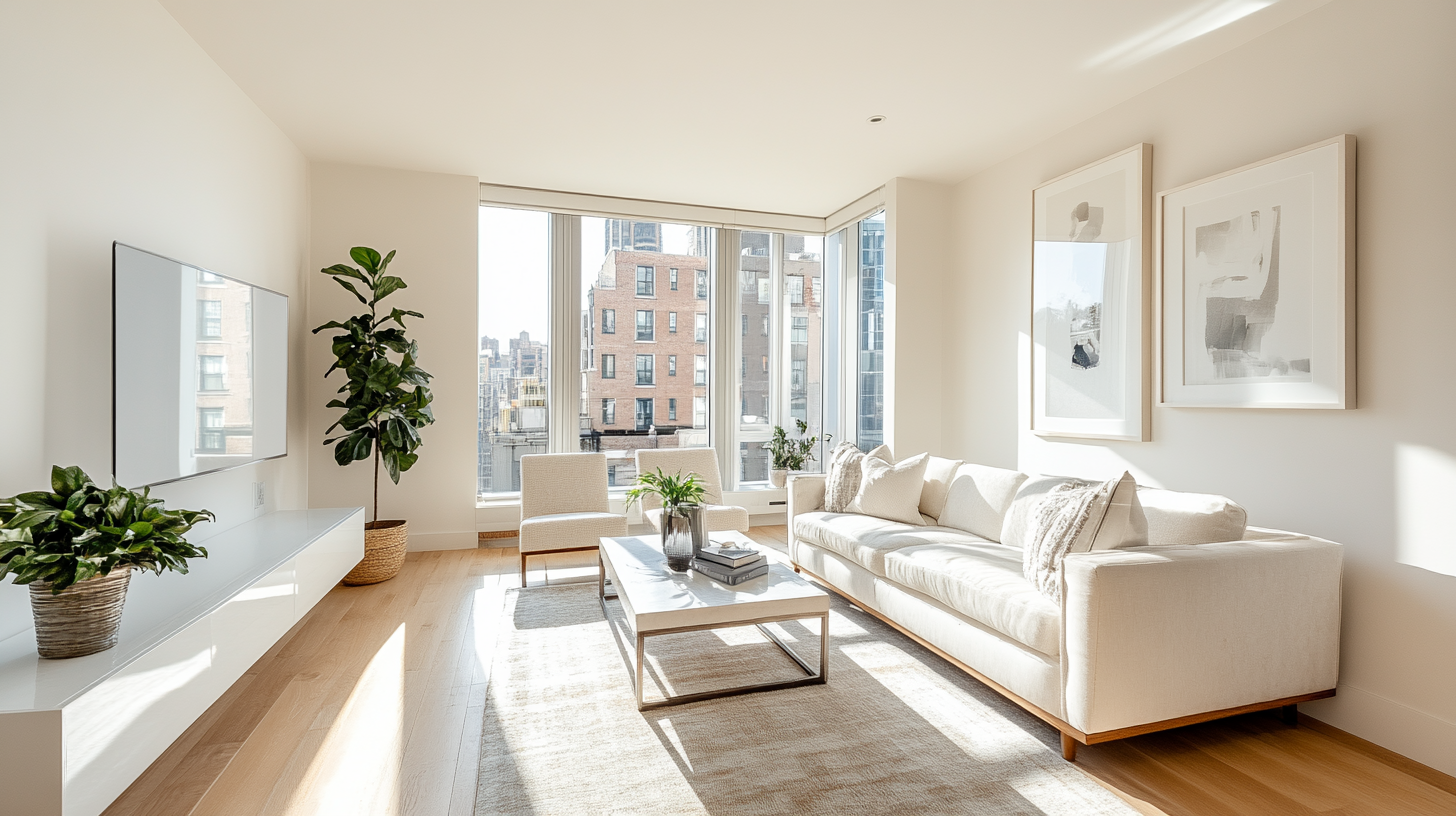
252;481;265;510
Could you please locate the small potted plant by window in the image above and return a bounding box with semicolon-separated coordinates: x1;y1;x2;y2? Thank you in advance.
625;468;707;571
0;466;213;659
765;419;828;488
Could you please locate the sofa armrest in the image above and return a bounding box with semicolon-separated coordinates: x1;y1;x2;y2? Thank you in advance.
1061;537;1342;736
786;474;826;557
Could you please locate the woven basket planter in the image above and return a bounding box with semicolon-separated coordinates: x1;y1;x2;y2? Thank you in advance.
30;566;132;659
343;519;409;585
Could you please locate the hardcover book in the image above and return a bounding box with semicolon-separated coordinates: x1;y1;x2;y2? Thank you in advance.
690;558;769;585
696;546;761;568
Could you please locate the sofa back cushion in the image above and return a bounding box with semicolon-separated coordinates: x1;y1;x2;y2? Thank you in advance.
937;464;1029;541
918;455;965;520
850;453;930;526
1137;486;1248;545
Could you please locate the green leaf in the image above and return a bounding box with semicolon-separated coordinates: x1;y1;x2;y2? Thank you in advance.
384;451;401;484
331;276;370;305
350;246;383;273
371;276;406;304
350;432;372;464
321;263;367;282
128;521;154;538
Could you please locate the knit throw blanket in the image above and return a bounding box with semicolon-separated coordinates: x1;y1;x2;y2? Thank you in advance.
1022;479;1113;603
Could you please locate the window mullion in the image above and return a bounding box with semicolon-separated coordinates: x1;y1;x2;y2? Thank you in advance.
548;213;580;453
712;228;738;488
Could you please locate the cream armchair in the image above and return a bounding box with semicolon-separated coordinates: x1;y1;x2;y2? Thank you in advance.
633;447;750;534
518;452;627;587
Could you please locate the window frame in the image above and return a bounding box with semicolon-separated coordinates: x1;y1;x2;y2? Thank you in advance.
601;308;615;334
601;353;616;379
635;309;654;342
636;265;655;297
635;353;654;386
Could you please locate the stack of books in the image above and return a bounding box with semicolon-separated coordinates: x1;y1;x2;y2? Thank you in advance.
691;545;769;585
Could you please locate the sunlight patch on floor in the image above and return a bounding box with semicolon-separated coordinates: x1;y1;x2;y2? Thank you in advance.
282;624;406;815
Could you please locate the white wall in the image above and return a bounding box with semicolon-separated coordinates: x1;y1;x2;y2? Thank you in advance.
942;0;1456;774
884;178;952;458
0;1;310;640
307;164;480;551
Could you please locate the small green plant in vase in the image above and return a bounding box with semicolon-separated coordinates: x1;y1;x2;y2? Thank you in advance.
765;419;829;487
0;465;213;658
625;468;707;571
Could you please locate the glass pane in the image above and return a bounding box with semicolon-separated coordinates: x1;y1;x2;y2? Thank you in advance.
478;206;550;496
581;217;711;486
857;212;886;451
785;234;826;470
737;231;772;486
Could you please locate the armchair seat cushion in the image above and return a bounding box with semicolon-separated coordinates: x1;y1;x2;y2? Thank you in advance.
644;505;750;533
885;542;1062;656
518;512;628;554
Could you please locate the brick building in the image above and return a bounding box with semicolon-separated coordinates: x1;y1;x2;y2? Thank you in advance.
581;249;709;485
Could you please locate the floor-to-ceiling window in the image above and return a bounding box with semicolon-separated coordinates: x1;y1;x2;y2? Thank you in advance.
856;211;886;452
478;207;550;497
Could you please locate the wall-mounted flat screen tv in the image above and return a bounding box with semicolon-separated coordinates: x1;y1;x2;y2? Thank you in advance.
113;242;288;487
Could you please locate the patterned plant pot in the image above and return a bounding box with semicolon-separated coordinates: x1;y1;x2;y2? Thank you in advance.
30;566;132;659
343;519;409;585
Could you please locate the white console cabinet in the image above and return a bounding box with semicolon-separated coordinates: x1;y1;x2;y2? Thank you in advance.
0;507;364;816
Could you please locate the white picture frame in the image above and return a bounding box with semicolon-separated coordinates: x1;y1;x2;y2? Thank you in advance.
1031;143;1152;441
1159;134;1356;409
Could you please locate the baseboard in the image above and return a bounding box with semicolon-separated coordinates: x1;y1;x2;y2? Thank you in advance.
406;530;477;551
1302;682;1456;779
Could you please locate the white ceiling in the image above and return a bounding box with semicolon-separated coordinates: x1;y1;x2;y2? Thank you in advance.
159;0;1329;217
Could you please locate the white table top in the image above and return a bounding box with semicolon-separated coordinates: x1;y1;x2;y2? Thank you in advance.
598;534;828;633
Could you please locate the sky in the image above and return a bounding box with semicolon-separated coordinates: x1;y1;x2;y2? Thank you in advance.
478;207;694;349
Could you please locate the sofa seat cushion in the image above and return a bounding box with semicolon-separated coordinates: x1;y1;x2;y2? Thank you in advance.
884;542;1062;657
793;512;985;576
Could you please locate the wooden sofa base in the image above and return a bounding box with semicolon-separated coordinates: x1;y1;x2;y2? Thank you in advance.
793;564;1335;761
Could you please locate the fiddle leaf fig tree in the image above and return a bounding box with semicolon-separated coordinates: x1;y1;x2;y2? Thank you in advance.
313;247;435;521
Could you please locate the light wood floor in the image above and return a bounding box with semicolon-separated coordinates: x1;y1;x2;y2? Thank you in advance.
105;526;1456;816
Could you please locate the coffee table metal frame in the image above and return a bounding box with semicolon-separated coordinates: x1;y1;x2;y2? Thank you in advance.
598;540;828;712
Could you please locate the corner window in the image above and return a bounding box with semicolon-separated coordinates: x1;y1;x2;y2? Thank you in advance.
601;353;616;379
636;265;655;296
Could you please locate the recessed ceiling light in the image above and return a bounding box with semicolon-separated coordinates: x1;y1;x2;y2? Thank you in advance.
867;115;886;124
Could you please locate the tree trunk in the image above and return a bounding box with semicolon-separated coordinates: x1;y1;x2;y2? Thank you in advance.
372;423;380;524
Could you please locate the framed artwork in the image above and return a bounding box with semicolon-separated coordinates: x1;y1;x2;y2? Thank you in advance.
1031;143;1152;441
1159;134;1355;409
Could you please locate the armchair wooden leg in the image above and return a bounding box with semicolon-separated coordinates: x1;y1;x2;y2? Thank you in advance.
520;552;527;587
1060;733;1078;762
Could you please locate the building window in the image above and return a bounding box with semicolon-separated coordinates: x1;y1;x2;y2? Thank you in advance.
636;265;655;296
601;354;616;379
762;355;769;373
791;316;808;344
602;308;615;334
762;314;770;336
670;268;678;290
636;354;654;385
696;269;707;299
788;275;805;305
198;300;222;339
636;309;654;341
741;314;747;336
695;355;707;386
668;311;677;333
635;397;654;430
602;398;615;425
694;396;707;427
668;398;677;421
668;355;677;376
695;313;707;343
198;408;225;452
198;270;225;287
741;356;746;377
199;355;225;391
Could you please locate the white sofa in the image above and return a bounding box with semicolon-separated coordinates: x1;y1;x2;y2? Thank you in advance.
787;462;1342;761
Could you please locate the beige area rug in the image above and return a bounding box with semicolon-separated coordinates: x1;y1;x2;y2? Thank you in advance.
477;583;1138;815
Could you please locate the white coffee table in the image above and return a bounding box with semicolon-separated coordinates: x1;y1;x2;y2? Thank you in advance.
598;534;830;711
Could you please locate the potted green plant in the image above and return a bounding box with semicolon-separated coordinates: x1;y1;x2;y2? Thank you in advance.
764;419;828;488
0;466;213;658
313;247;435;585
625;467;707;571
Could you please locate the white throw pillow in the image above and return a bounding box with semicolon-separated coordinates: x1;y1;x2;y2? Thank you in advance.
823;443;894;513
937;464;1029;541
1137;487;1247;545
850;453;929;526
918;455;964;520
1091;472;1148;550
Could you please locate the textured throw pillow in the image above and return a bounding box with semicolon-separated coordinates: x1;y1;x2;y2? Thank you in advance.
918;455;964;520
823;444;892;513
1021;472;1147;602
937;464;1030;541
850;453;929;526
999;475;1088;550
